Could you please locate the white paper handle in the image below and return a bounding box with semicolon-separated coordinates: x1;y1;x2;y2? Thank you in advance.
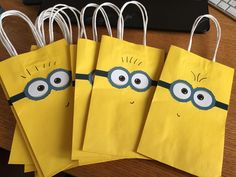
0;10;44;56
118;1;148;46
188;14;221;62
92;2;121;42
36;7;71;44
80;3;111;40
49;4;81;44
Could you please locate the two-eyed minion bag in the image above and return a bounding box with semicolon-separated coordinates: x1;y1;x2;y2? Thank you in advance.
8;6;76;173
0;11;76;177
72;3;122;163
83;1;165;158
138;15;234;177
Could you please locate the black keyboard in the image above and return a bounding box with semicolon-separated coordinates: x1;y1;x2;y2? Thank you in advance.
23;0;42;5
0;6;4;14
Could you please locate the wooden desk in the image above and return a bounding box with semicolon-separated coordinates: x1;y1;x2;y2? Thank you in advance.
0;0;235;176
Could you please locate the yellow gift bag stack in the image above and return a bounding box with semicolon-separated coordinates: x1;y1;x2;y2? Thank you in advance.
8;6;76;174
137;15;234;177
0;1;234;177
83;1;165;158
72;2;122;164
0;10;77;177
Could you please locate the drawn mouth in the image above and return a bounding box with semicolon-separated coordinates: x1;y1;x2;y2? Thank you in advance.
177;113;180;117
65;102;70;108
130;101;135;104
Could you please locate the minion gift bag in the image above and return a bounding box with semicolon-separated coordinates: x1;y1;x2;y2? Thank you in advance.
138;15;234;177
83;1;165;158
0;10;76;177
8;6;74;173
72;2;122;163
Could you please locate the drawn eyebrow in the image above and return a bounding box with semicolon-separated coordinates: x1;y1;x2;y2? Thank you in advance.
21;75;27;79
191;71;196;81
26;69;31;76
121;56;142;65
35;66;39;71
199;77;207;82
129;57;133;63
138;62;142;66
197;73;201;82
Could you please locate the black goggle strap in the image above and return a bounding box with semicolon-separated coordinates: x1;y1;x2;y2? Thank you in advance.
150;80;158;87
94;70;108;78
215;101;228;110
75;73;90;81
75;73;91;86
156;80;171;89
8;92;26;105
156;80;228;111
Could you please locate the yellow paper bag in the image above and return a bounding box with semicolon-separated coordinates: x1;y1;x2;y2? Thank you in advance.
72;38;98;159
8;5;78;174
0;10;76;177
72;39;119;164
9;125;34;166
138;15;234;177
24;164;36;173
9;45;77;174
72;2;123;163
83;1;165;159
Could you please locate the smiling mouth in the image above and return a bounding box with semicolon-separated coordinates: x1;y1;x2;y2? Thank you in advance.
176;113;180;117
65;102;70;108
130;101;135;104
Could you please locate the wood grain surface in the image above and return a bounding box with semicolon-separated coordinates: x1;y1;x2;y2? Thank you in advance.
0;0;235;176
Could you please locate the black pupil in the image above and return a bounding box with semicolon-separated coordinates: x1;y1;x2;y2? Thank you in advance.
54;78;61;84
119;75;125;82
135;78;141;85
197;94;204;100
37;85;45;92
181;88;188;94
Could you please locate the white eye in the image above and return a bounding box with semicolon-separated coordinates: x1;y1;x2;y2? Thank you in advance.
131;72;150;92
192;89;215;110
49;69;71;90
108;67;129;88
170;80;192;102
25;79;50;100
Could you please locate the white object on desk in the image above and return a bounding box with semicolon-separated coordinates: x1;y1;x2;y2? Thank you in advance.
209;0;236;20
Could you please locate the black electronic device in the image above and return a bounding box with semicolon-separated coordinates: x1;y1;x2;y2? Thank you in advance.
0;6;4;15
23;0;42;5
39;0;210;33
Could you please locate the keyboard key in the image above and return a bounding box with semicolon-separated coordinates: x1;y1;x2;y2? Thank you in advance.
229;0;236;7
218;1;230;10
227;6;236;17
209;0;221;5
223;0;230;3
